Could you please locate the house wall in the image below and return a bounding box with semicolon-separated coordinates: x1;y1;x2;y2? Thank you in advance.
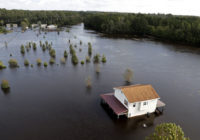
114;89;129;109
127;99;158;118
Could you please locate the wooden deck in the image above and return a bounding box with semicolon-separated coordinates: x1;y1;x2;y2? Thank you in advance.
100;93;128;116
157;100;166;108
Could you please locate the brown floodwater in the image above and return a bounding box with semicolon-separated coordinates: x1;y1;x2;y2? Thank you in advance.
0;23;200;140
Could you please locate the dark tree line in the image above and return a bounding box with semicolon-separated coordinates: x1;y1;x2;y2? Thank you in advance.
0;9;83;27
1;8;200;46
83;12;200;46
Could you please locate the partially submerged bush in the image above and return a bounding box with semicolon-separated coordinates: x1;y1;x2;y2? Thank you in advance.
36;58;42;66
49;49;56;57
79;48;82;52
101;54;107;63
60;57;66;64
43;62;48;67
64;50;68;58
93;54;100;63
1;80;10;89
24;59;29;66
81;60;84;65
123;68;134;83
49;58;55;64
85;56;90;63
8;59;19;68
80;40;82;45
71;54;78;65
20;45;25;54
42;44;46;51
33;43;37;50
0;61;6;69
88;43;92;56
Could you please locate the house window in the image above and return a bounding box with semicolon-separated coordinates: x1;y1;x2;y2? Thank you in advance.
133;103;136;107
124;99;128;106
143;101;148;106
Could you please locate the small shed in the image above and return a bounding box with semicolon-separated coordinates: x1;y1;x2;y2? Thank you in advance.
47;25;57;30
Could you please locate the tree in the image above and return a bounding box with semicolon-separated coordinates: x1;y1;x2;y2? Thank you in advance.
123;68;133;83
1;80;10;89
8;59;19;68
146;123;189;140
0;60;6;69
21;21;27;31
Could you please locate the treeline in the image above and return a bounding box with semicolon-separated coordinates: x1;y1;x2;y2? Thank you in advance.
83;12;200;46
1;9;200;45
0;8;82;27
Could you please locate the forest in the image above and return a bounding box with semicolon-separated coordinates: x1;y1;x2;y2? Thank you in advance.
1;8;200;46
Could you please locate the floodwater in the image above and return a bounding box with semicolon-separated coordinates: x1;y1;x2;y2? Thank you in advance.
0;24;200;140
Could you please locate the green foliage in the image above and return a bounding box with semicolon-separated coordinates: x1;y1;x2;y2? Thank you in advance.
93;54;100;63
71;53;78;65
88;42;92;55
49;48;56;57
64;50;68;58
69;44;76;55
81;60;84;65
85;56;90;63
8;59;19;68
84;13;200;46
80;40;82;45
146;123;189;140
43;62;48;67
60;57;66;64
42;44;46;51
123;68;133;83
36;58;42;66
33;43;37;50
101;54;107;63
1;80;10;89
0;61;6;69
20;45;25;54
24;59;29;66
49;58;55;64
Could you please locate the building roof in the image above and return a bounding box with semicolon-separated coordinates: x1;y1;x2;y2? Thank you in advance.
114;84;160;103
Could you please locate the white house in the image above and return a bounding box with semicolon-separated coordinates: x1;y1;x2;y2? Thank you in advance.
47;25;57;30
12;24;18;28
41;24;47;29
101;84;165;118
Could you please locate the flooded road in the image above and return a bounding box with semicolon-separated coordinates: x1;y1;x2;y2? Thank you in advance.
0;24;200;140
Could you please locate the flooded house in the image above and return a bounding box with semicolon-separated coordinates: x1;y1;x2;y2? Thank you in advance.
6;24;11;29
100;84;165;118
31;24;38;28
12;24;18;28
47;25;57;30
41;24;47;29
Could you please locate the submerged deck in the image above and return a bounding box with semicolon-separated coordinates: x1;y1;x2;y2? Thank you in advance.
100;93;128;116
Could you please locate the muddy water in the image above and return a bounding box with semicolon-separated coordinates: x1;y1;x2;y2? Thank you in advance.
0;24;200;140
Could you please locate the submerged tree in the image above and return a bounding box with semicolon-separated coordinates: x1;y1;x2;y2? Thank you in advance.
20;45;25;54
93;54;100;63
43;62;48;67
36;58;42;66
1;79;10;89
123;68;133;83
101;54;107;63
88;43;92;56
8;59;19;68
146;123;189;140
0;61;6;69
85;56;90;63
49;58;55;65
64;50;68;58
49;49;56;57
24;59;29;66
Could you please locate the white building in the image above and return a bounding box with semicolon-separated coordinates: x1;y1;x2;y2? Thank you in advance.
31;24;38;28
13;24;18;28
41;24;47;29
101;84;165;118
47;25;57;30
6;24;11;29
